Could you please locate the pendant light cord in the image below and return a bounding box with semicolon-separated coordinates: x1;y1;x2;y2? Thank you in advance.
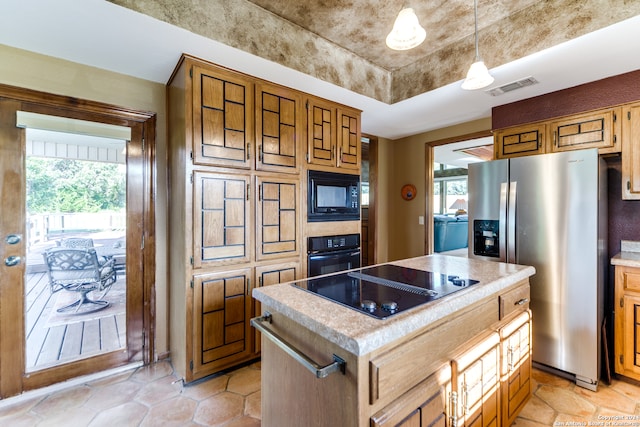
473;0;480;61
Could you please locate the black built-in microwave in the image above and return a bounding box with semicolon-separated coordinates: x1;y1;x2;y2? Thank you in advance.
308;170;360;222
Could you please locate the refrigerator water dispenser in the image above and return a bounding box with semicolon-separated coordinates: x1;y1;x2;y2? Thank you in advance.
473;220;499;257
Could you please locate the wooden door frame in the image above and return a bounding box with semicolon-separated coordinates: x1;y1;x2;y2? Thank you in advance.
0;83;156;397
362;133;378;265
424;130;492;254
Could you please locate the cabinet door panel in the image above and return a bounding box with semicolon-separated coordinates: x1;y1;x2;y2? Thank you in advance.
500;310;532;426
452;332;500;427
549;108;620;154
622;103;640;199
193;66;253;168
256;83;302;173
337;108;361;170
194;172;250;268
308;100;337;166
253;262;301;353
194;268;252;374
494;124;546;159
256;177;299;261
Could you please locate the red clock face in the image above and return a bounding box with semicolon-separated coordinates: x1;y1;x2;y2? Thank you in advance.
401;184;416;201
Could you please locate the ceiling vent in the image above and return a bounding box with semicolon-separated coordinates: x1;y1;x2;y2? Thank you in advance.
485;77;539;96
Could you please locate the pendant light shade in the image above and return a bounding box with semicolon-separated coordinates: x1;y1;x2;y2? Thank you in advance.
462;0;494;90
386;8;426;51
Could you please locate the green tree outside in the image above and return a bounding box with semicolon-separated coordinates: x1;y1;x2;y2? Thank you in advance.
27;158;125;214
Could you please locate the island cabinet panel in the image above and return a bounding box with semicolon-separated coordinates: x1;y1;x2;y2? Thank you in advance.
255;176;299;261
255;83;303;174
450;331;501;427
499;310;532;426
193;171;251;268
192;268;253;378
494;123;546;159
622;102;640;200
548;108;620;154
192;65;253;169
369;298;499;406
614;265;640;380
370;364;451;427
499;282;530;319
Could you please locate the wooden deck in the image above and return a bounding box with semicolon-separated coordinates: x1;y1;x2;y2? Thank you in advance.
25;271;126;372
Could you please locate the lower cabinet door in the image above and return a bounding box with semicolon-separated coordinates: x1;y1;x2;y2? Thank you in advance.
192;268;253;378
253;261;301;354
371;363;451;427
500;310;532;426
451;331;501;427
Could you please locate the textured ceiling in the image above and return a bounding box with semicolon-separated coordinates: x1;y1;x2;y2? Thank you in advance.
110;0;640;104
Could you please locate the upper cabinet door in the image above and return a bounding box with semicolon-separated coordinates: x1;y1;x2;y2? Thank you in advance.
622;102;640;200
255;83;303;174
494;123;546;159
337;107;361;171
307;98;337;168
193;171;251;268
192;65;254;169
548;108;621;154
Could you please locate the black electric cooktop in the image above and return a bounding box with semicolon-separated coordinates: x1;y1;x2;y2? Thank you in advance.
293;264;479;319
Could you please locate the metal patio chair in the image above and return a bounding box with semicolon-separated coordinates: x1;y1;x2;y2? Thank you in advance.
43;247;117;314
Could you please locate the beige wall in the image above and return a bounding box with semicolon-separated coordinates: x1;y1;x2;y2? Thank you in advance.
0;44;170;357
383;118;492;261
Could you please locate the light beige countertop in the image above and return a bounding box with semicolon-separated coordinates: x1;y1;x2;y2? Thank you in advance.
611;240;640;268
252;254;535;356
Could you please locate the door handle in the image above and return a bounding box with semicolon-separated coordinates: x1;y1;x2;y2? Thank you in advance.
5;256;21;267
6;234;22;245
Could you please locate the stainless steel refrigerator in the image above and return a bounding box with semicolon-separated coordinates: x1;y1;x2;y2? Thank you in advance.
467;148;606;391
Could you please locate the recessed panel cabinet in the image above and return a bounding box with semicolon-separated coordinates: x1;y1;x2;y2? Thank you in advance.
192;65;253;169
307;97;361;171
494;123;546;159
614;265;640;380
548;108;620;154
622;102;640;200
168;55;307;382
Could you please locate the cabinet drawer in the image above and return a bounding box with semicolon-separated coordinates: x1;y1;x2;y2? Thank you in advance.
623;270;640;292
369;299;498;405
370;364;451;427
499;282;530;319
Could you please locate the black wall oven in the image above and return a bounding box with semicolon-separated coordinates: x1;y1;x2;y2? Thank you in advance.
308;170;360;222
307;234;361;277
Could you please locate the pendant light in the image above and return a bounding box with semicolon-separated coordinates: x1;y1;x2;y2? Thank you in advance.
386;7;426;51
461;0;494;90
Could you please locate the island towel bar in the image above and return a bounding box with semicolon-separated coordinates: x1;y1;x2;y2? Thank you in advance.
251;313;346;378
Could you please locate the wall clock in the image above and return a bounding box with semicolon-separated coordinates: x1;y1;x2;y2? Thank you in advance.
401;184;416;201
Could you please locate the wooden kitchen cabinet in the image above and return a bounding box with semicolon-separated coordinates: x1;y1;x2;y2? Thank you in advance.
614;265;640;380
494;123;546;159
168;54;305;382
622;102;640;200
253;261;301;354
450;330;501;427
256;176;299;261
306;96;361;171
193;171;251;269
192;64;254;169
255;82;304;174
499;310;532;427
370;364;451;427
548;108;620;154
192;268;253;378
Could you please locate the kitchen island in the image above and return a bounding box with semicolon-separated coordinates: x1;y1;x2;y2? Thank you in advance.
252;254;535;427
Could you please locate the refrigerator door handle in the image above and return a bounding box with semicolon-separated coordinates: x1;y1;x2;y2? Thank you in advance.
507;181;517;263
499;182;508;263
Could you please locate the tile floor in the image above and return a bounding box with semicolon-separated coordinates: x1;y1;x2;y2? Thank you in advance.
0;360;638;426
